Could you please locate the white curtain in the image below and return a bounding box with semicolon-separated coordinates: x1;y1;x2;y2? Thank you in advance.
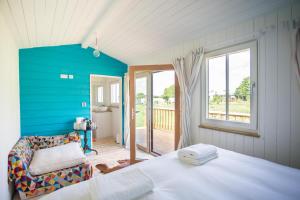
295;28;300;85
124;73;131;149
173;48;204;148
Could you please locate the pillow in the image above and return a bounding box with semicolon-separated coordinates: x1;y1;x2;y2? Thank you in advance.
29;142;87;176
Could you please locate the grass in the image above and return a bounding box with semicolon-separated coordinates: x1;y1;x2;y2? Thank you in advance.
209;100;250;114
136;104;146;127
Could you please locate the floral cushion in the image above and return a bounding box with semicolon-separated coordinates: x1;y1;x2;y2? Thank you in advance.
8;132;92;199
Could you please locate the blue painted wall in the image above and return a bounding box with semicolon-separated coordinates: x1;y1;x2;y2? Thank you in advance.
19;44;127;148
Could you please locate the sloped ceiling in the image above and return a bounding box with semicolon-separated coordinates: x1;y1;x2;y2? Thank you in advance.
0;0;287;64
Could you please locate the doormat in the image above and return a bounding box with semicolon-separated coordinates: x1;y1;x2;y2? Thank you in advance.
95;159;146;174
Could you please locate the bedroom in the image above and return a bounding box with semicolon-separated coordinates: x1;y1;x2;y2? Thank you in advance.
1;0;300;200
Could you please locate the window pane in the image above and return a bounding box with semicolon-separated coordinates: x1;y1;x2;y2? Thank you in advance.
111;83;119;104
228;49;250;123
208;55;226;120
97;87;103;103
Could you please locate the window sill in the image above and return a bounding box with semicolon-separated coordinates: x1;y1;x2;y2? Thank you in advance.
198;124;260;138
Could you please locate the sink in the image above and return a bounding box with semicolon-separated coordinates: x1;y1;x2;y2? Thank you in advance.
99;106;108;111
93;106;109;112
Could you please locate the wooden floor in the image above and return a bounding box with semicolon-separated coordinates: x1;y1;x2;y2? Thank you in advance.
88;137;154;173
136;128;175;155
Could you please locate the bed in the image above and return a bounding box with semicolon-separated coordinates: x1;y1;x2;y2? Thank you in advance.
41;145;300;200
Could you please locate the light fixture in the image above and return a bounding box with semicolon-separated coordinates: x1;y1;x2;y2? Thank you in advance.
93;35;100;58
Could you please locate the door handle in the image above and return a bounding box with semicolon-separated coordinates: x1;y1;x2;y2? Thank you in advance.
131;108;135;120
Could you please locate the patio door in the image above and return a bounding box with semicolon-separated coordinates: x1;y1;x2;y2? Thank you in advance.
135;72;151;152
129;65;180;163
151;71;176;155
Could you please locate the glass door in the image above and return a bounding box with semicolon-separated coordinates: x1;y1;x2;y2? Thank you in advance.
151;71;175;155
135;73;150;152
129;65;180;163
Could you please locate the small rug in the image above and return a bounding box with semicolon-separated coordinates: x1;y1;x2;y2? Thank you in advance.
95;159;146;174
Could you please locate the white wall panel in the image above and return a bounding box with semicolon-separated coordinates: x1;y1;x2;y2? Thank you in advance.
0;12;20;200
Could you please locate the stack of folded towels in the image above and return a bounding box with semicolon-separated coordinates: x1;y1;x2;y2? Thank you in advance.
177;144;218;165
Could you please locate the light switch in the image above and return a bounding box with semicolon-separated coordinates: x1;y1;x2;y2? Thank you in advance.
60;74;68;79
82;102;87;107
69;75;74;79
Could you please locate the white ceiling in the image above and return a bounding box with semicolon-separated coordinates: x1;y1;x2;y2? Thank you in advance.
0;0;287;64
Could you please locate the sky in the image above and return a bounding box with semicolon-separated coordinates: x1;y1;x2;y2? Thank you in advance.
136;71;175;96
209;49;250;96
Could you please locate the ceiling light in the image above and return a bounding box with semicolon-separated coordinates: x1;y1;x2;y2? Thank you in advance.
93;49;100;58
93;35;100;58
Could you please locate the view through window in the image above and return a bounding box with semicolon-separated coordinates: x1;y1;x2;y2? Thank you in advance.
97;86;104;103
208;49;251;123
110;82;119;104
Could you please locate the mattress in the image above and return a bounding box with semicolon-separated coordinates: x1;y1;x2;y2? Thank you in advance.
41;146;300;200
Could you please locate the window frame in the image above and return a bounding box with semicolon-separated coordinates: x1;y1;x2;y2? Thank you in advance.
200;40;258;136
110;81;120;105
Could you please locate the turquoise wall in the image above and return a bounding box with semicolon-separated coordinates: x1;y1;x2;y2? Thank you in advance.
19;44;127;148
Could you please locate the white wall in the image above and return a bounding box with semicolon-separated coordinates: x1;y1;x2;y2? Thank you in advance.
0;13;21;200
129;3;300;168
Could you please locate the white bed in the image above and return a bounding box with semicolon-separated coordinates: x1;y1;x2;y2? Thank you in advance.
41;145;300;200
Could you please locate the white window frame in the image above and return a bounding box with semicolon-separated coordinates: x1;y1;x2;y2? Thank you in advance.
110;81;120;105
200;40;258;135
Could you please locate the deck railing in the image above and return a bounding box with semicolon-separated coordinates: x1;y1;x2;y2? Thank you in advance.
149;109;250;131
153;108;175;131
208;111;250;122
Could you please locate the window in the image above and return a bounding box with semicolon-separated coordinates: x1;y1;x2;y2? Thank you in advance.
97;86;104;103
110;82;120;104
201;41;258;135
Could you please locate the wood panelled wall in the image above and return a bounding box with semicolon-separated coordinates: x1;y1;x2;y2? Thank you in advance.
129;3;300;168
19;44;127;147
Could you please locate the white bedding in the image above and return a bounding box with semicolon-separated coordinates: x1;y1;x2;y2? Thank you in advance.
41;146;300;200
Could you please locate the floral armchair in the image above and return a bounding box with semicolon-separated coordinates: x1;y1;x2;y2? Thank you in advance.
8;132;93;199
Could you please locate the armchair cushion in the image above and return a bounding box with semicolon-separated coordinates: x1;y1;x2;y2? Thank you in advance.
29;142;87;176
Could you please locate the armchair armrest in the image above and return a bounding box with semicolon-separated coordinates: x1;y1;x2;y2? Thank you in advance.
8;138;33;182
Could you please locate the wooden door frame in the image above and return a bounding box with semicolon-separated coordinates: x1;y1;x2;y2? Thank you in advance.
129;64;180;163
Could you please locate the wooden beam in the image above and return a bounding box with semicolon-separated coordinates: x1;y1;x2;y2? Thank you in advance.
129;67;136;164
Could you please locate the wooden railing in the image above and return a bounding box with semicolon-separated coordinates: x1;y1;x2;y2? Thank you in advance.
208;111;250;122
149;109;250;131
153;108;175;131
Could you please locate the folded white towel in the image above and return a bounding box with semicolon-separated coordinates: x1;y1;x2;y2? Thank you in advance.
178;144;218;165
179;152;218;165
90;168;154;200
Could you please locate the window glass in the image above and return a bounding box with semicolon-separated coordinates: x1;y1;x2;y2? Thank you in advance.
208;55;226;120
228;49;250;123
111;83;119;104
202;41;257;131
97;86;104;103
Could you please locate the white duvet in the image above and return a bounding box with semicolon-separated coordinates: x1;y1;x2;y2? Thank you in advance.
41;146;300;200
